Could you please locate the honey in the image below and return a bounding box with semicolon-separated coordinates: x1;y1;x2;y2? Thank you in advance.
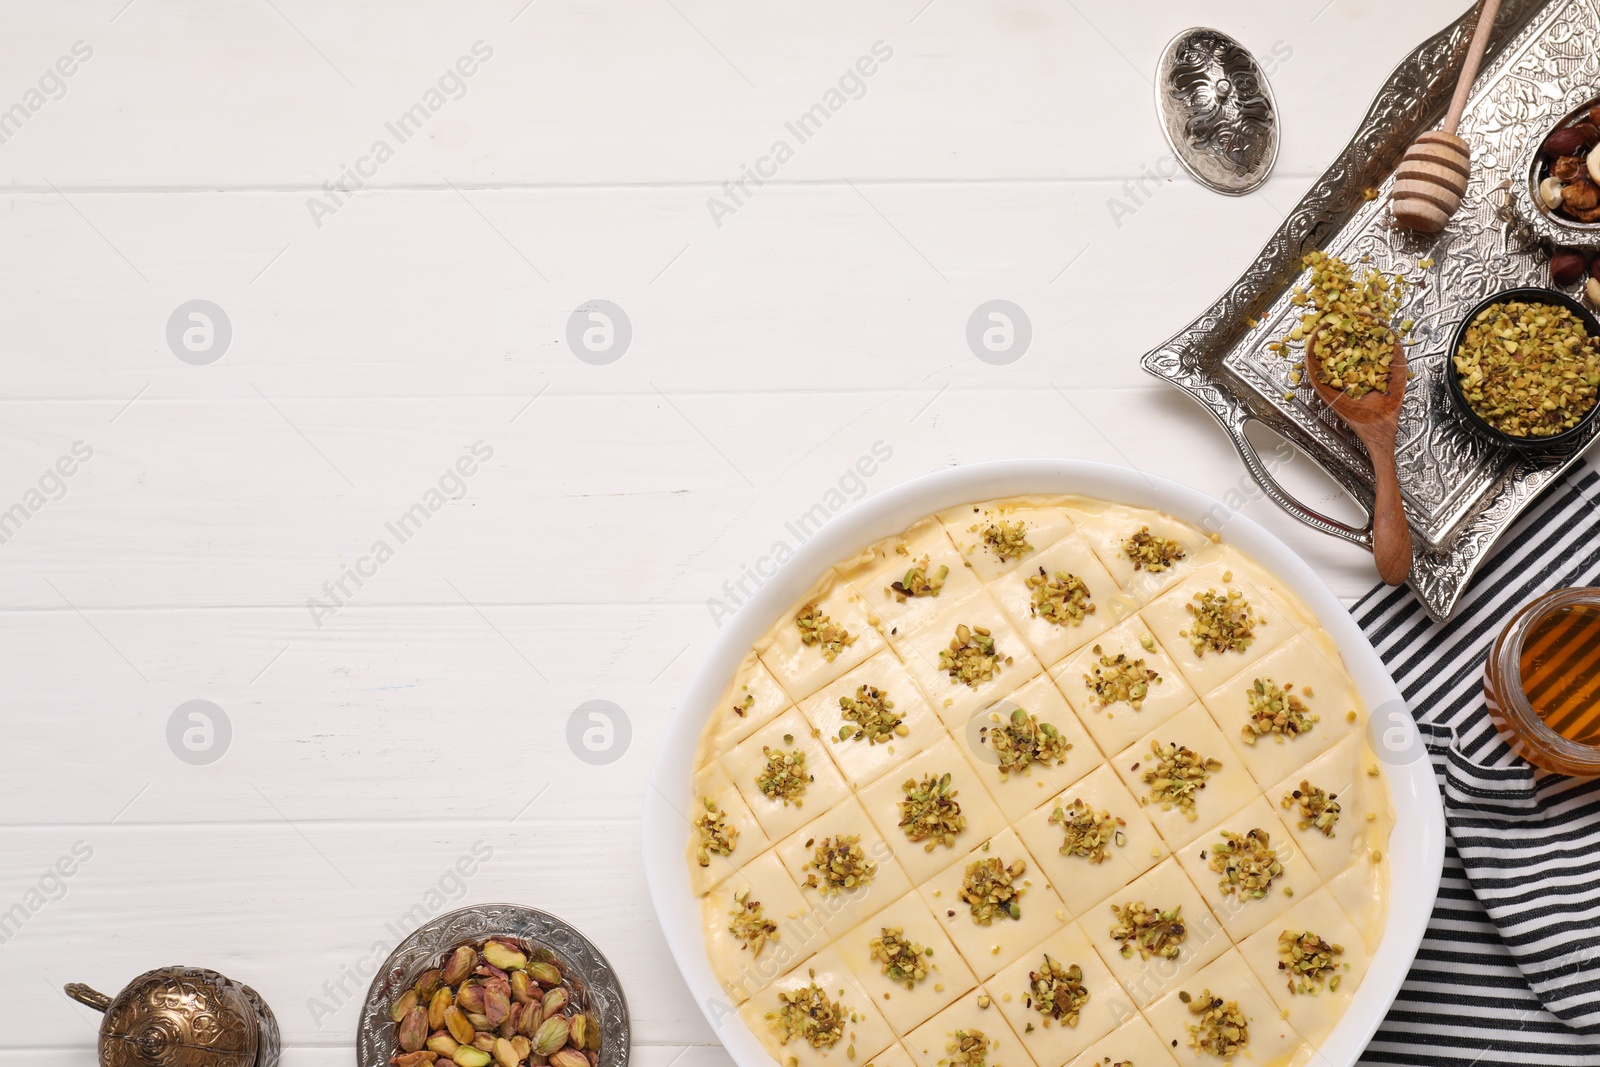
1485;588;1600;775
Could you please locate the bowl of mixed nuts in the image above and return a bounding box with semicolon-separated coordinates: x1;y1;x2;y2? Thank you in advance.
357;905;629;1067
1530;99;1600;231
1446;287;1600;451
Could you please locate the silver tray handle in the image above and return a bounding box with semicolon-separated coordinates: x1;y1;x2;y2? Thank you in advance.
1223;412;1375;550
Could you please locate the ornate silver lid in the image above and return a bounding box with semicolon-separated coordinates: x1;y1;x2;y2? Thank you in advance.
1155;27;1280;195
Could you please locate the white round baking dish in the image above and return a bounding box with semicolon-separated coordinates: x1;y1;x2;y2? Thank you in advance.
644;459;1444;1067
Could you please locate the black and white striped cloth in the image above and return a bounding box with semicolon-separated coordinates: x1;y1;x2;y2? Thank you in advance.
1350;464;1600;1065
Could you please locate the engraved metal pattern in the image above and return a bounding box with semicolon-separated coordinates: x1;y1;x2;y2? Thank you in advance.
1141;0;1595;621
356;905;630;1067
66;967;280;1067
1155;28;1280;195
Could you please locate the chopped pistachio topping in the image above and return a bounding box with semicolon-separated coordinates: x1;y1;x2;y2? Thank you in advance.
1025;954;1089;1027
1025;568;1096;626
959;856;1027;924
796;603;855;662
1182;587;1262;656
891;555;950;600
1141;739;1223;816
1049;798;1125;864
1241;677;1318;745
757;746;811;806
1278;929;1345;995
1454;299;1600;437
1282;779;1341;836
1271;249;1412;401
804;834;876;894
971;519;1032;562
1209;827;1283;899
899;772;967;851
838;685;905;745
940;623;1005;688
733;694;754;718
869;926;931;990
1183;990;1249;1058
728;886;778;956
1083;645;1161;710
1109;901;1187;960
939;1029;993;1067
694;797;739;866
766;978;847;1050
986;706;1072;775
1123;526;1186;572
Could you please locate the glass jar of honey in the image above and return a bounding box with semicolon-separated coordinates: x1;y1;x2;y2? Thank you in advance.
1484;587;1600;776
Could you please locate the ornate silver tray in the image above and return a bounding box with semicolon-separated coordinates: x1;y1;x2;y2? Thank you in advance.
1142;0;1599;620
357;904;630;1067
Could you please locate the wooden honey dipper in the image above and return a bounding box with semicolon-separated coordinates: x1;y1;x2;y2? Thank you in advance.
1390;0;1503;233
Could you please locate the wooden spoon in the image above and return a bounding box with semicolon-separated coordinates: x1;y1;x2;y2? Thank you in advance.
1304;317;1413;585
1390;0;1503;233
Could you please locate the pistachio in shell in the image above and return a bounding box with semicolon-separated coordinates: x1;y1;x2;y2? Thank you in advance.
428;988;454;1030
451;1048;491;1067
567;1016;588;1050
443;946;478;986
398;1009;429;1053
391;990;421;1025
414;970;446;1000
484;984;512;1028
443;1006;475;1046
484;942;528;972
456;983;487;1015
548;1052;588;1067
534;1017;570;1057
427;1034;461;1058
527;962;561;987
517;1003;544;1037
540;988;568;1017
510;971;535;1004
493;1039;519;1067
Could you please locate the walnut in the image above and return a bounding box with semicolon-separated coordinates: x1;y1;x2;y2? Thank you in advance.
1553;154;1586;183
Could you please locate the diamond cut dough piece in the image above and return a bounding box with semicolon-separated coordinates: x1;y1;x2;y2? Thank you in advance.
916;828;1066;981
1054;613;1196;756
838;517;985;640
1175;795;1323;940
902;988;1035;1067
759;574;887;702
1013;764;1164;921
1139;565;1297;695
835;890;979;1035
987;921;1132;1065
738;947;898;1067
1142;949;1307;1067
857;736;1010;885
702;849;819;1004
699;653;794;765
723;707;851;841
958;673;1099;821
776;796;916;939
1074;503;1216;606
1206;629;1365;789
1065;1016;1181;1067
689;760;771;895
1111;703;1257;851
989;531;1131;667
800;652;949;789
1270;733;1390;883
898;591;1042;731
938;500;1078;583
1089;857;1229;1008
1237;887;1369;1047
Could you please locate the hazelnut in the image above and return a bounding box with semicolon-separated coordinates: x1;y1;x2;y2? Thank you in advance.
1543;127;1593;159
1592;257;1600;281
1551;251;1588;287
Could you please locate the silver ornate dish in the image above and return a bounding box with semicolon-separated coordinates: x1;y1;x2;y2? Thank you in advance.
356;905;629;1067
1508;93;1600;247
1155;27;1279;195
1142;0;1596;621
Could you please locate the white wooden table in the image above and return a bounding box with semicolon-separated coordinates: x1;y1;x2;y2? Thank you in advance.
1;3;1567;1066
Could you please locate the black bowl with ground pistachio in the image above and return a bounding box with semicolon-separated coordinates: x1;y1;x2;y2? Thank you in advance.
1446;287;1600;452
